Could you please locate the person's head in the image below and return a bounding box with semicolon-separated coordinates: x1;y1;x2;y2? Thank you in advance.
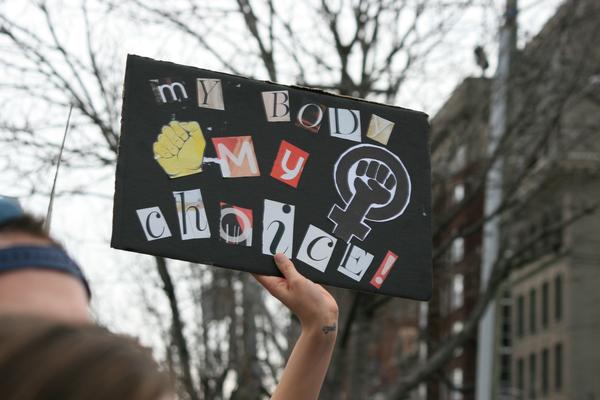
0;196;91;323
0;315;173;400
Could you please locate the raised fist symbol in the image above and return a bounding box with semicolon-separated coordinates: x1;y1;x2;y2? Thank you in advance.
353;160;397;206
328;144;411;243
153;121;206;178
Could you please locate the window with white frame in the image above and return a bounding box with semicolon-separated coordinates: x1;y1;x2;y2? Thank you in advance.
451;274;464;310
450;368;464;400
451;145;467;172
452;321;464;357
453;183;465;203
451;237;464;263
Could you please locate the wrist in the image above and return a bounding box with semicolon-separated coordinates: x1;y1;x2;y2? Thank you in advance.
301;317;338;344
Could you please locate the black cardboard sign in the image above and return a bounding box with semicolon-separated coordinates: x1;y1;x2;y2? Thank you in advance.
111;54;432;300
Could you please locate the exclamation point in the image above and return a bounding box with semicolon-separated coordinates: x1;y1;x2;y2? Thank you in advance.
370;251;398;289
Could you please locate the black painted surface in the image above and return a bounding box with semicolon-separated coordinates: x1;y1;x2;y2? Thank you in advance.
111;54;432;300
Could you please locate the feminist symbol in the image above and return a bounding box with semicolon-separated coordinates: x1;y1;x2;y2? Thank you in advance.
327;144;411;243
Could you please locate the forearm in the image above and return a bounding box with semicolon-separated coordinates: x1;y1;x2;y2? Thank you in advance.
255;254;339;400
271;324;337;400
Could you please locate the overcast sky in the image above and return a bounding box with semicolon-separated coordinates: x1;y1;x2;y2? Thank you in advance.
0;0;565;343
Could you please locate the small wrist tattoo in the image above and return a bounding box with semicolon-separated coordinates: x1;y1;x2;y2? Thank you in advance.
322;323;337;335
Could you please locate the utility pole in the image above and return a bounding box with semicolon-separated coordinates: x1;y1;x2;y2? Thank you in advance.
476;1;517;399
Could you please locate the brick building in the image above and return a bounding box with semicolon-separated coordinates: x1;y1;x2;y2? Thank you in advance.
427;0;600;399
427;77;490;400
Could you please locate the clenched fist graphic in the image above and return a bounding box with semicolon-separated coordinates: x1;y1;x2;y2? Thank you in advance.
328;144;411;243
153;121;206;178
353;159;397;206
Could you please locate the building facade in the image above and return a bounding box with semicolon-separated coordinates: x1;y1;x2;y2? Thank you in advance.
427;77;490;400
428;0;600;399
498;0;600;398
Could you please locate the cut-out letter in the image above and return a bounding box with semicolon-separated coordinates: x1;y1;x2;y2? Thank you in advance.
262;199;295;257
296;103;325;133
367;114;395;146
173;189;211;240
136;207;172;241
296;225;337;272
262;90;290;122
337;243;374;282
212;136;260;178
270;140;309;188
149;78;188;104
329;108;361;142
196;79;224;110
219;203;253;246
370;251;398;289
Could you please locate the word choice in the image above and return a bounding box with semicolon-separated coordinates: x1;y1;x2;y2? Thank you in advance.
136;189;398;289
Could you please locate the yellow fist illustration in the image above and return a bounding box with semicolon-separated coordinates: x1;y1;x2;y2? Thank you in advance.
153;121;206;178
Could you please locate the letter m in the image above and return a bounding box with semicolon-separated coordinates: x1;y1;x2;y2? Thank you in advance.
149;79;188;103
212;136;261;178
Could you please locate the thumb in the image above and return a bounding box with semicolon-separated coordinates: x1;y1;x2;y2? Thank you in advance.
274;253;301;282
252;273;290;302
179;121;201;133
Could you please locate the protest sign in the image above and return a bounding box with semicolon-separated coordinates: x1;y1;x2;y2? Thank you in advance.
112;54;432;300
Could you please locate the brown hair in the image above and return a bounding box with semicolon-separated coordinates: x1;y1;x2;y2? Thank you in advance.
0;316;173;400
0;215;54;243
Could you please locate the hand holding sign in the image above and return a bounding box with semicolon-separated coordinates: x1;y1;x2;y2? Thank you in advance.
254;254;338;333
153;121;206;178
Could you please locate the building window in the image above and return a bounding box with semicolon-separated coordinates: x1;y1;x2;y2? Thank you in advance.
450;368;463;400
529;288;537;334
452;321;464;357
517;295;524;337
555;343;563;391
418;383;427;400
451;145;466;172
529;353;537;399
555;275;563;322
451;237;464;263
500;354;511;387
453;184;465;203
451;274;464;310
542;282;549;329
439;285;446;316
500;300;512;348
499;293;512;389
542;348;549;396
517;358;524;396
452;321;464;333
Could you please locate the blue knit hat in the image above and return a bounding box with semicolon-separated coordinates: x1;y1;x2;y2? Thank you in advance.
0;196;23;225
0;196;91;299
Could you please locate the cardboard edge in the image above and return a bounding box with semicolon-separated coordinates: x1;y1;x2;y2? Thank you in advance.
125;54;430;119
110;54;135;249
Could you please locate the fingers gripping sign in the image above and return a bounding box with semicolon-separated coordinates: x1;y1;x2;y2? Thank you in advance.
253;254;339;332
153;121;207;178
